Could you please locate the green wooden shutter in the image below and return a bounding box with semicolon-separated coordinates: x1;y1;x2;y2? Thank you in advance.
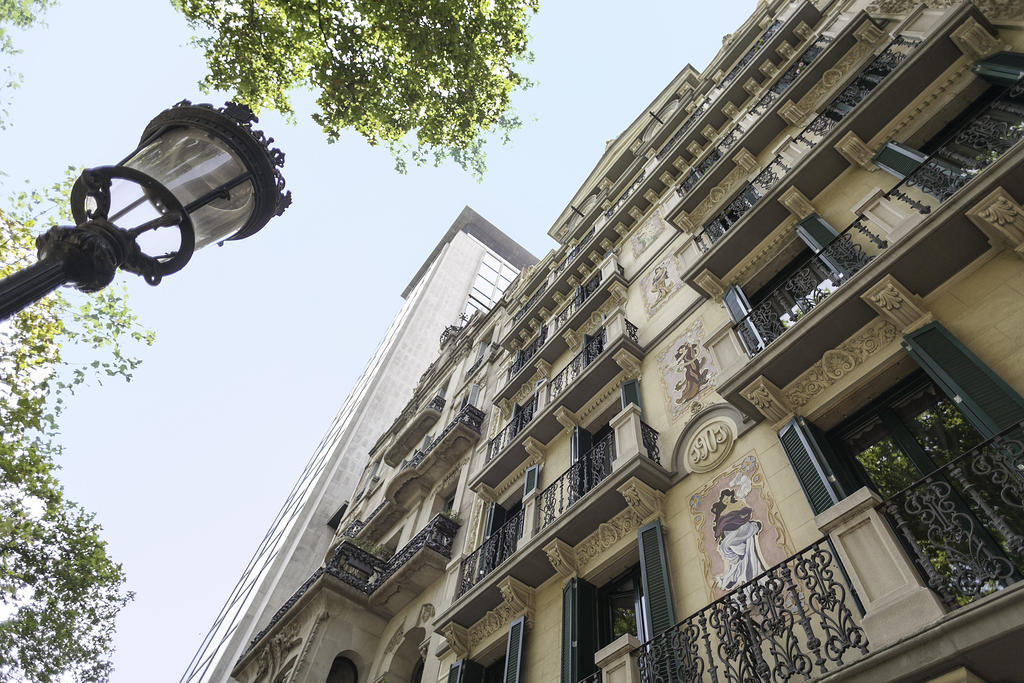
570;427;592;464
872;141;927;178
777;417;841;514
795;214;839;252
448;660;484;683
620;379;643;419
638;520;676;637
523;464;539;497
973;52;1024;86
561;579;598;683
503;616;526;683
903;322;1024;438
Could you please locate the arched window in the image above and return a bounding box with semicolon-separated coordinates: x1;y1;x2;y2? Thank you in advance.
326;655;357;683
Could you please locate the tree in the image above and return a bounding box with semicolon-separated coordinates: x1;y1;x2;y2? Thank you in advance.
0;0;57;128
0;171;154;681
174;0;539;178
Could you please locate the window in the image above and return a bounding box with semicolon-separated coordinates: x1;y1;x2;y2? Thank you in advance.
598;565;648;647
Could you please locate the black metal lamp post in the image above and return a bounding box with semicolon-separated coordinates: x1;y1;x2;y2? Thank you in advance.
0;100;291;321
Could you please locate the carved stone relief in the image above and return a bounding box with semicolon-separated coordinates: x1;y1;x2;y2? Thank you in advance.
683;417;737;473
640;253;685;317
657;320;719;421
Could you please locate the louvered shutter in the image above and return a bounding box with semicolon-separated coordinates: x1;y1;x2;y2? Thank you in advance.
903;322;1024;438
484;503;506;538
777;417;840;514
973;52;1024;86
872;141;927;178
560;579;598;683
467;383;482;408
724;285;763;355
795;214;839;252
620;379;643;419
638;520;676;638
503;616;526;683
447;661;462;683
570;427;592;465
448;660;483;683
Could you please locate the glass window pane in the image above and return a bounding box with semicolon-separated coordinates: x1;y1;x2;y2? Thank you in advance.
839;416;920;498
890;383;982;467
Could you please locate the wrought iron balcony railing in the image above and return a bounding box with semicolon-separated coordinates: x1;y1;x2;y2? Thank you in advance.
884;421;1024;611
551;271;603;333
512;280;549;324
657;99;712;161
750;35;833;116
720;20;783;87
605;171;646;220
248;513;460;653
538;430;616;530
733;218;887;356
578;671;603;683
636;538;868;683
677;125;745;196
733;78;1024;358
694;35;920;253
548;328;607;403
341;500;386;538
641;421;660;465
888;82;1024;214
507;327;548;382
456;507;525;599
487;394;539;462
551;228;596;280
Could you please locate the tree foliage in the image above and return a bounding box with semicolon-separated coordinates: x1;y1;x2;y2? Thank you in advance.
0;0;57;128
174;0;539;178
0;171;154;682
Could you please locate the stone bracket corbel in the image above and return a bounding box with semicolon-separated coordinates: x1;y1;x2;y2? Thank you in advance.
741;376;793;425
618;477;665;523
543;538;578;578
834;131;877;172
441;623;470;659
965;186;1024;259
694;269;726;302
562;328;580;349
612;349;642;380
523;437;546;465
554;406;579;434
860;275;932;334
778;186;815;220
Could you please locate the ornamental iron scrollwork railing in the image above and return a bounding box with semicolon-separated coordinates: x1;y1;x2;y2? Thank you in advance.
422;404;486;455
636;538;868;683
342;500;387;537
626;319;640;345
578;671;603;683
487;393;539;462
512;280;549;325
720;21;783;87
552;228;596;280
795;36;919;149
439;313;470;347
548;328;607;403
246;514;460;655
657;99;712;161
733;218;887;356
507;327;549;382
400;449;426;472
883;421;1024;611
641;421;661;465
427;394;446;413
456;508;525;598
538;430;617;530
605;171;647;220
888;82;1024;214
750;35;833;116
678;125;745;196
552;271;603;333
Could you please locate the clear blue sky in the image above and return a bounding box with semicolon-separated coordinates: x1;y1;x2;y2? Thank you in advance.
1;1;754;680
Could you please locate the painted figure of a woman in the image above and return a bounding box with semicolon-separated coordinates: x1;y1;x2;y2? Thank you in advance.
711;473;766;591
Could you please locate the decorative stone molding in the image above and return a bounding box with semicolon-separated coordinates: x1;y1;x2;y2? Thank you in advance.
950;16;1001;59
740;376;793;423
852;19;884;46
759;59;778;78
628;206;644;221
693;269;726;300
609;281;629;307
687;141;703;158
861;275;932;333
672;210;695;233
467;577;535;648
441;623;470;659
685;162;754;228
778;99;807;126
612;349;642;379
965;186;1024;258
563;328;580;349
384;623;407;655
659;170;676;187
292;609;329;682
776;40;796;60
250;616;304;683
794;20;813;41
783;319;901;409
618;478;665;522
683;417;737;473
778;186;815;219
723;101;740;119
575;506;642;572
725;217;799;287
554;406;579;434
732;147;757;173
743;77;761;97
418;603;435;625
834;131;877;171
701;124;718;142
522;437;545;463
543;538;578;578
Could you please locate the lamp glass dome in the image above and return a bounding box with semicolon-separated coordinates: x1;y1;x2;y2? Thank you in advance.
124;127;255;249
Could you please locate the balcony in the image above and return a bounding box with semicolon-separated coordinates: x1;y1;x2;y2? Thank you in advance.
438;404;671;634
381;394;446;467
719;77;1024;419
245;513;460;654
475;310;643;490
386;405;485;507
496;254;628;402
687;5;988;290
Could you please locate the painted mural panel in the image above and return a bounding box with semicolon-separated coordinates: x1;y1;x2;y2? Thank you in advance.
657;320;718;420
689;454;792;601
640;254;684;317
630;210;668;258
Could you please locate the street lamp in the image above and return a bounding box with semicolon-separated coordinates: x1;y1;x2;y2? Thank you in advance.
0;100;291;320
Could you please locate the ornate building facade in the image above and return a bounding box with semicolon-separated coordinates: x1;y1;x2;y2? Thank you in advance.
230;1;1024;681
